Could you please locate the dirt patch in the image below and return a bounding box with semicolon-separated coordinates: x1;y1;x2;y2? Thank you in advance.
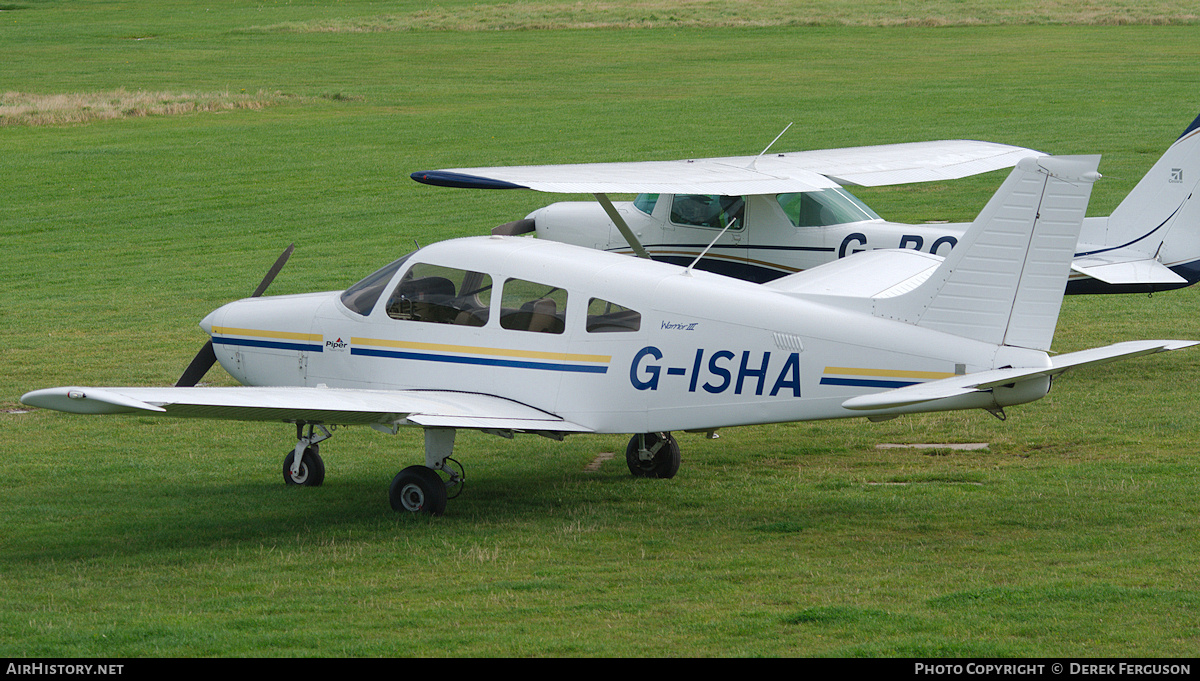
0;89;293;127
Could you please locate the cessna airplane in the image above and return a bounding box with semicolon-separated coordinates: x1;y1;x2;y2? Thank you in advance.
412;113;1200;294
22;155;1196;516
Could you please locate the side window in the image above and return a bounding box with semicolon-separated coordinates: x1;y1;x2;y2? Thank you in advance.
670;195;745;230
777;192;823;227
385;263;492;327
633;193;659;216
499;278;567;334
586;298;641;333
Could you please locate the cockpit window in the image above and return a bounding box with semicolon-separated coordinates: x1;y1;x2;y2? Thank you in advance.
633;193;659;216
586;298;641;333
340;253;413;316
386;263;492;327
499;278;566;334
670;195;745;230
776;189;881;227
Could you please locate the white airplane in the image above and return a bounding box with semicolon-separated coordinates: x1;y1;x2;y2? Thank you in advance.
21;155;1196;516
411;113;1200;294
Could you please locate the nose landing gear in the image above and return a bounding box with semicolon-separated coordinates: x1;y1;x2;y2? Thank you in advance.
283;424;332;487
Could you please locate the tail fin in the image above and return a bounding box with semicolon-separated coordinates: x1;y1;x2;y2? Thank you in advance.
876;155;1101;351
1092;112;1200;260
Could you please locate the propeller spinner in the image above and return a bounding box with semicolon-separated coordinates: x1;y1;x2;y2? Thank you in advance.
174;244;295;387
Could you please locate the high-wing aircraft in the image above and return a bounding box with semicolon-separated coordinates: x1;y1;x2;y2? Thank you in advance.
22;155;1196;516
411;113;1200;294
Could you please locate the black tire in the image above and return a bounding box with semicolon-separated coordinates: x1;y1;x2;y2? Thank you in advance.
283;445;325;487
389;465;448;516
625;432;681;479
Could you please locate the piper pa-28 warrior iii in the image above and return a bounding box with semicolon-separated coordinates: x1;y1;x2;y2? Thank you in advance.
22;155;1196;516
412;113;1200;294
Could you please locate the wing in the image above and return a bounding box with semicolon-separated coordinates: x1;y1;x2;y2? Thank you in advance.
410;140;1042;194
841;340;1198;411
19;386;592;434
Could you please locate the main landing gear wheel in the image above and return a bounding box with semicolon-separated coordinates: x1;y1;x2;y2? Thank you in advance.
626;432;681;479
283;445;325;486
389;465;448;516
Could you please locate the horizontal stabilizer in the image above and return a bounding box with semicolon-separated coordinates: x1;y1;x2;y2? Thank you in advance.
842;340;1197;411
20;386;592;433
1071;255;1186;285
766;248;942;298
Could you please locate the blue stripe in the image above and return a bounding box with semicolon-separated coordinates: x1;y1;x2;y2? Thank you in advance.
214;337;323;353
352;347;608;374
821;377;918;389
410;170;528;190
1074;202;1182;258
1179;111;1200;141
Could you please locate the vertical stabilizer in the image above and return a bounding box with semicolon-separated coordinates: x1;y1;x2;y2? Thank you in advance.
1094;112;1200;259
876;155;1101;351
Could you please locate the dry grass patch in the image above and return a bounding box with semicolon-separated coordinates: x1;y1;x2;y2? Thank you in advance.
248;0;1200;32
0;89;291;127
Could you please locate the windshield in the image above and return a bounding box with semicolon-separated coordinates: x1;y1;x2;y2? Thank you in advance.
776;189;881;227
339;253;413;316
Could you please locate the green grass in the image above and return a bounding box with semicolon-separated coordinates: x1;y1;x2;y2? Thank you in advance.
4;0;1200;657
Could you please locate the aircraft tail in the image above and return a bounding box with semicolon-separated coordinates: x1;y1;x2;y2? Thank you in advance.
1074;113;1200;286
876;155;1101;351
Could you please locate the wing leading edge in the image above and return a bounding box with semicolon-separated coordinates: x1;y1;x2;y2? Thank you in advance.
19;386;593;434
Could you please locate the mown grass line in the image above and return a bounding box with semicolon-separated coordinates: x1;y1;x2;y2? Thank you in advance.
0;89;294;127
246;0;1200;31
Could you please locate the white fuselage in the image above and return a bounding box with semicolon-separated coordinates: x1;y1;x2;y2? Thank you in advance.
202;236;1046;434
527;193;1173;290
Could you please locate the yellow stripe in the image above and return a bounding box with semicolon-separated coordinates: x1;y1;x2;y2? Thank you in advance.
824;366;956;380
352;337;611;364
213;326;323;342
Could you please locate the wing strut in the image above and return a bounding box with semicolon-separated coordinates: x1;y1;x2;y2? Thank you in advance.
594;193;650;259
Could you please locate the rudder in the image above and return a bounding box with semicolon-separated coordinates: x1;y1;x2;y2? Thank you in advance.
876;155;1101;351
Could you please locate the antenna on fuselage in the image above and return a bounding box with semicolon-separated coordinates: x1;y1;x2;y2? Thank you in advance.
684;218;737;277
749;122;793;170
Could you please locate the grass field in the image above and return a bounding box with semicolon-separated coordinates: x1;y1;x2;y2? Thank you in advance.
4;1;1200;657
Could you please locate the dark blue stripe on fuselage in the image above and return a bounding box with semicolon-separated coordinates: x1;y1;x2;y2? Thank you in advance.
352;347;608;374
820;377;919;389
213;337;323;353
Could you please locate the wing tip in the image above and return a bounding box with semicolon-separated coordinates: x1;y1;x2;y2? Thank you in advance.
410;170;529;190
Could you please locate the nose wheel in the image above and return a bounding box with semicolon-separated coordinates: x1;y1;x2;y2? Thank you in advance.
283;424;332;486
283;445;325;486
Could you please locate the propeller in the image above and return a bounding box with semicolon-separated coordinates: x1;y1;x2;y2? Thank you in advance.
175;244;295;387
